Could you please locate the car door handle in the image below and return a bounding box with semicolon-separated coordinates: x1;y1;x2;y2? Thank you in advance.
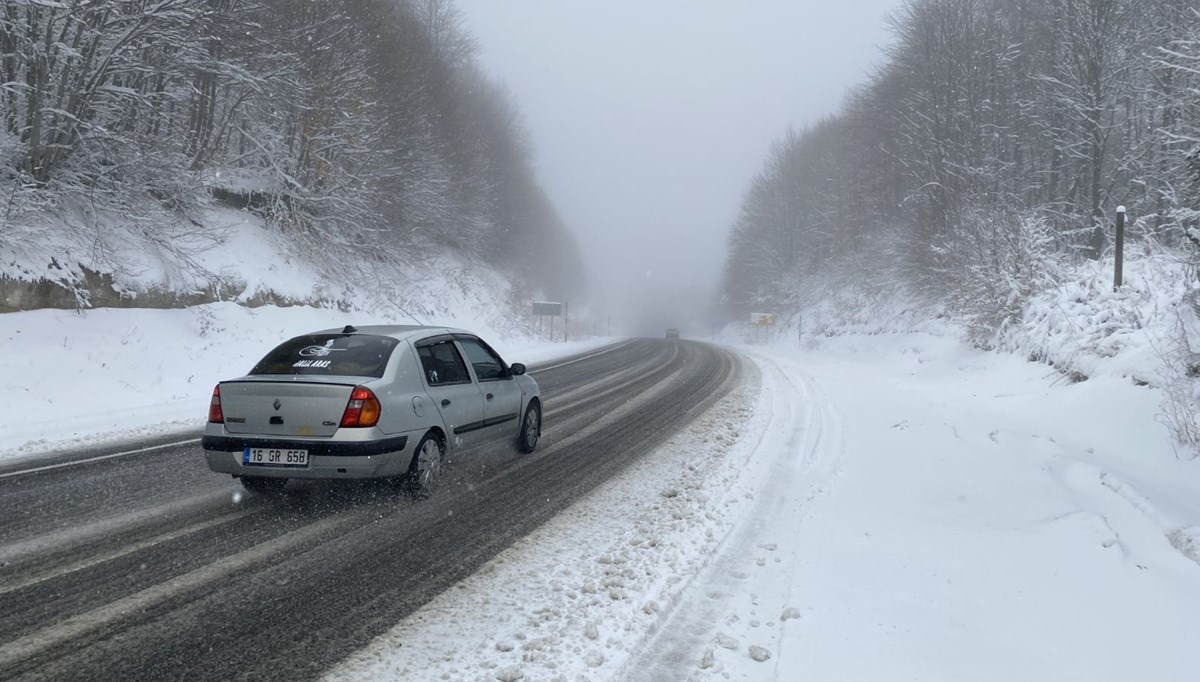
441;399;451;407
486;393;494;400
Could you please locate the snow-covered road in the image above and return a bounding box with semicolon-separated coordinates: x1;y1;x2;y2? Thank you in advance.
330;331;1200;682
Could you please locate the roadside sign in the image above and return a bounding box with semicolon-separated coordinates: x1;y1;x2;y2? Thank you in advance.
750;312;778;327
533;301;568;342
533;301;563;317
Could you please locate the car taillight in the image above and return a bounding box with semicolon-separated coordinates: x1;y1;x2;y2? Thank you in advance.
208;385;224;423
340;386;381;428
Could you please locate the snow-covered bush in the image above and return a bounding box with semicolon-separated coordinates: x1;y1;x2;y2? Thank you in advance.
996;249;1180;382
932;211;1065;346
1159;290;1200;459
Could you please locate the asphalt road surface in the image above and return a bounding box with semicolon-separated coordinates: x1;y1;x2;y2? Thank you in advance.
0;338;741;681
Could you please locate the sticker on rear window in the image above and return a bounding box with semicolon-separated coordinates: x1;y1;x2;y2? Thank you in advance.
299;340;346;357
293;359;333;368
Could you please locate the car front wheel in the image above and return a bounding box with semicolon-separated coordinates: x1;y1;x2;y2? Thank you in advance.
517;400;541;454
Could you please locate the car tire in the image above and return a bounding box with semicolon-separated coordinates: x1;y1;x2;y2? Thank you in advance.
517;400;541;454
240;476;287;494
408;431;446;495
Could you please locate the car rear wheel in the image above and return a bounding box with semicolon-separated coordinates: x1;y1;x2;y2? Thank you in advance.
240;476;287;494
517;400;541;454
408;431;445;494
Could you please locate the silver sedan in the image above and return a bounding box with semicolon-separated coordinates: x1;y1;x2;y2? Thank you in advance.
201;325;541;494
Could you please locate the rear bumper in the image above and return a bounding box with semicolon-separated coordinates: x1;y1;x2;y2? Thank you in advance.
202;434;408;458
202;432;415;480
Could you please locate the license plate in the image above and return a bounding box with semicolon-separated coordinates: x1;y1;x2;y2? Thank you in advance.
243;447;309;467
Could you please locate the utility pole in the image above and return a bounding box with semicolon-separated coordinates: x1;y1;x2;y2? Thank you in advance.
1114;206;1126;292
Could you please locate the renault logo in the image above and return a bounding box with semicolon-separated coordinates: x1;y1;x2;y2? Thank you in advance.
273;399;282;411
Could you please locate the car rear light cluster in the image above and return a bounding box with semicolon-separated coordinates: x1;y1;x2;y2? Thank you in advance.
208;385;224;423
340;386;381;428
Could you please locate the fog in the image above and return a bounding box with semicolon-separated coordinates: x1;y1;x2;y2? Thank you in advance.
456;0;902;337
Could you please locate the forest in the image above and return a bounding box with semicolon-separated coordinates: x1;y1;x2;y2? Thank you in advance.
0;0;583;305
721;0;1200;331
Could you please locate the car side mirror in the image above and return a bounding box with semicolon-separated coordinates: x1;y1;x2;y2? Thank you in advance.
509;363;526;376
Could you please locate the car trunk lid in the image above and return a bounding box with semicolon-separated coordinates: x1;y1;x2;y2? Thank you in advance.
219;380;355;438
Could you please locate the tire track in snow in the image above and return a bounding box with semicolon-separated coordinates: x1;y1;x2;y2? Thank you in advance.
624;351;844;680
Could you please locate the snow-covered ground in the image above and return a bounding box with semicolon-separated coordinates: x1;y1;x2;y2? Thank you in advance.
0;303;609;463
327;329;1200;682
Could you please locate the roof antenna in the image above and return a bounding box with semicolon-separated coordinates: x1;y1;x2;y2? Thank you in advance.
386;299;426;326
342;325;358;334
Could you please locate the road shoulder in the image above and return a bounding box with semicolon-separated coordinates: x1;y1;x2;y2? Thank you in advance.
325;349;764;682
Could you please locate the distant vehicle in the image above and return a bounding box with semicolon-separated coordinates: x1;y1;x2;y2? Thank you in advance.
665;328;680;340
202;325;541;494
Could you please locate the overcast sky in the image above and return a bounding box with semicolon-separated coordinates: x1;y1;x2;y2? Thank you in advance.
455;0;902;334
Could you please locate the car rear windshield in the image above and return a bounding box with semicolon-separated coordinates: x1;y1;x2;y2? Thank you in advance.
249;334;399;378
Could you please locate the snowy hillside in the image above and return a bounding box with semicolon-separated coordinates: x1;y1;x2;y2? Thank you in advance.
1;199;526;315
0;0;584;318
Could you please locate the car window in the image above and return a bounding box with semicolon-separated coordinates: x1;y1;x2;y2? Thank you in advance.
249;334;398;377
416;340;472;385
457;337;507;381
